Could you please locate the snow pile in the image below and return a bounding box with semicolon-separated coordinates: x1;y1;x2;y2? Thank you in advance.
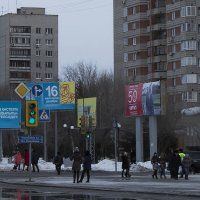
0;157;152;172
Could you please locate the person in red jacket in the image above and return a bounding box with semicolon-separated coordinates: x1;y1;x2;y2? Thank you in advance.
23;149;29;171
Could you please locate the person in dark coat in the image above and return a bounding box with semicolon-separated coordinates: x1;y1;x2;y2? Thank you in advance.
182;154;191;180
168;150;181;180
54;152;63;175
159;153;167;179
151;152;160;179
121;152;130;178
78;150;92;183
70;147;82;183
31;149;39;172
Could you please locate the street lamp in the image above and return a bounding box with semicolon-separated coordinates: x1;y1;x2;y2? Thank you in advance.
63;124;74;152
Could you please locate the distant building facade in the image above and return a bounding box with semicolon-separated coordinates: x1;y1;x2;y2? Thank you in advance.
114;0;200;149
0;7;58;91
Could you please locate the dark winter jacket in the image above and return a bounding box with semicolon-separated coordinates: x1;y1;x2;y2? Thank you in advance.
31;151;39;164
121;155;130;169
182;155;191;168
71;151;82;171
82;151;92;170
168;154;181;171
54;154;63;166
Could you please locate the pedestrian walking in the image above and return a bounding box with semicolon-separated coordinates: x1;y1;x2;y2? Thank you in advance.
31;149;39;172
78;150;92;183
178;148;186;178
168;150;181;180
151;152;159;179
159;153;166;179
70;147;82;183
121;152;131;179
13;150;22;171
53;152;63;175
23;149;29;171
182;154;191;180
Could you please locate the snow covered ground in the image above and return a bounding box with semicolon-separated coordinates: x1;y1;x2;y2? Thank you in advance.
0;157;152;172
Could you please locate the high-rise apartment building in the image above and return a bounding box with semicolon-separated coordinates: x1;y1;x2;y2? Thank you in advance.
0;7;58;91
114;0;200;149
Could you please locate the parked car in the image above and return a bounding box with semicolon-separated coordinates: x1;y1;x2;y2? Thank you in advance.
186;151;200;174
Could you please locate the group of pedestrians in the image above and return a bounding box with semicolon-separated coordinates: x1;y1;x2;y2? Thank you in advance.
54;147;92;183
12;149;39;172
151;149;191;180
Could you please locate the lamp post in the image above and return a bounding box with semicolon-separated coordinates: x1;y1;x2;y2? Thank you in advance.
63;124;74;152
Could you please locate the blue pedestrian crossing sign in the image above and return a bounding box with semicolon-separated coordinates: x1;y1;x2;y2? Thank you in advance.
39;109;50;122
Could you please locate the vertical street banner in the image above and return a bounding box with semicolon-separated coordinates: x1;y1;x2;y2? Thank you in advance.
125;81;161;116
0;101;21;128
26;82;75;110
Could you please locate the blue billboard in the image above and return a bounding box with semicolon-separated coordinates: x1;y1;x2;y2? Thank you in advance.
0;101;21;128
26;82;75;110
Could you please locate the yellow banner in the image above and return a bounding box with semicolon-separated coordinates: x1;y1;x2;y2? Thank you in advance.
60;82;75;104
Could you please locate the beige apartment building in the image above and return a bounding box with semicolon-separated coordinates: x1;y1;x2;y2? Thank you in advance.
0;7;58;91
114;0;200;149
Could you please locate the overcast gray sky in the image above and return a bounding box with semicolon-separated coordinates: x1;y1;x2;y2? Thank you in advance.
0;0;113;75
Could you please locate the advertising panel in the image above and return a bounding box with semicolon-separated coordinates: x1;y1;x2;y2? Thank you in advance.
125;81;161;116
0;101;21;128
26;82;75;110
77;97;96;127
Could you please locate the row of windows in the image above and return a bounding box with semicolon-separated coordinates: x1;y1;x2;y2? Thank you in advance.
182;91;197;102
10;26;54;34
10;37;30;45
36;61;53;68
36;39;53;45
36;50;53;57
10;60;30;67
36;73;53;79
10;49;31;56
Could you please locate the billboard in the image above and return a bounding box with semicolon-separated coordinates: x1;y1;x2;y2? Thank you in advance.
125;81;161;116
77;97;96;127
0;101;21;128
26;82;75;110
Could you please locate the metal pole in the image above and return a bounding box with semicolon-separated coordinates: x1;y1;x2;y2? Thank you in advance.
0;130;2;161
28;128;32;182
114;127;117;172
70;129;74;152
44;122;47;161
55;111;58;156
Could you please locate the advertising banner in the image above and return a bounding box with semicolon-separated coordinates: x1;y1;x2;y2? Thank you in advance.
26;82;75;110
0;101;21;128
125;81;161;116
77;97;96;127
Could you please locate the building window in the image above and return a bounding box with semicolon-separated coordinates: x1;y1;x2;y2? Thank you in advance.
36;73;41;79
10;26;31;33
181;6;196;17
172;12;176;20
128;53;137;61
36;39;41;45
10;49;30;56
45;73;53;79
45;62;53;68
36;28;41;34
181;40;197;51
36;50;41;56
172;28;176;37
182;74;197;84
181;57;197;66
36;61;41;68
45;28;53;34
46;51;53;57
123;38;128;46
182;91;197;102
45;39;53;45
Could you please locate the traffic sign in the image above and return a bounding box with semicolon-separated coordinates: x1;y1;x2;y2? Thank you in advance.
39;109;50;122
26;82;75;110
14;82;30;99
18;136;43;144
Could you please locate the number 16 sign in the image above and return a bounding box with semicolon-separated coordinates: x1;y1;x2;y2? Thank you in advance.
26;82;75;110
